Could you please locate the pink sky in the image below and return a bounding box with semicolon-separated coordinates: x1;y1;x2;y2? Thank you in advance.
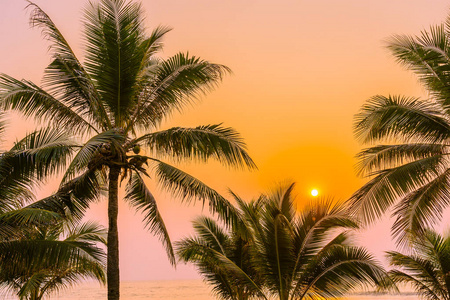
1;0;450;281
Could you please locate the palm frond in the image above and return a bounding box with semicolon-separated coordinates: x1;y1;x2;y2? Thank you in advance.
388;269;441;300
152;159;238;225
61;129;125;183
124;172;174;265
29;168;106;220
266;182;296;222
391;169;450;245
135;124;256;169
0;112;6;138
64;221;107;245
253;187;296;299
226;190;260;240
387;25;450;108
16;272;46;300
10;127;76;178
349;154;444;224
191;216;229;254
0;208;60;233
0;219;107;300
176;238;267;300
27;1;110;131
0;74;96;135
356;143;445;177
134;25;172;81
297;245;392;299
33;263;105;299
83;0;147;127
0;240;105;281
0;128;77;210
387;250;445;299
132;53;231;130
292;200;359;282
354;95;450;143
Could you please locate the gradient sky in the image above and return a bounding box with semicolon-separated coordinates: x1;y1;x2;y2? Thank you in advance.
1;0;450;281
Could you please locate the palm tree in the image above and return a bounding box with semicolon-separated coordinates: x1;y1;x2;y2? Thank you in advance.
0;123;106;299
176;213;264;300
0;220;106;300
0;122;75;214
387;229;450;300
178;183;393;300
0;1;255;299
350;13;450;243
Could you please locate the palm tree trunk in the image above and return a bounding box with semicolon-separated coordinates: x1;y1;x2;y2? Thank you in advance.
107;166;121;300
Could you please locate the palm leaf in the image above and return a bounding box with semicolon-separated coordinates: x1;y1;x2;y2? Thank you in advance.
61;129;125;183
349;154;444;224
10;127;76;179
133;25;172;82
391;168;450;245
191;216;229;255
27;1;111;131
152;159;239;225
29;169;106;220
83;0;147;127
387;25;450;108
0;208;60;233
0;128;77;211
124;172;174;265
292;200;359;284
253;186;296;299
387;251;445;299
0;240;105;280
135;124;256;169
0;219;107;300
176;238;267;300
297;245;392;299
356;143;445;177
132;53;231;130
388;269;440;300
354;95;450;143
0;74;96;135
64;221;107;245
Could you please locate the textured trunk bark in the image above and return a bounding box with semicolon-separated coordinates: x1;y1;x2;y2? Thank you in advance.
107;166;120;300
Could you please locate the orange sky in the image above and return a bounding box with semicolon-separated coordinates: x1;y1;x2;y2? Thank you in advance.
1;0;450;281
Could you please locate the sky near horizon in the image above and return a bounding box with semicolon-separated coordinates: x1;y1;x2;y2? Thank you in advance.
1;0;450;281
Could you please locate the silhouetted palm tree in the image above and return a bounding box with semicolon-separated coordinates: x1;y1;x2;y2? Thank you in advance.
178;183;393;300
0;1;255;299
0;120;106;300
177;213;263;300
0;221;106;300
351;13;450;243
387;229;450;300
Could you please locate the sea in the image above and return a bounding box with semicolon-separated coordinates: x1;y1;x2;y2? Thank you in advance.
2;280;419;299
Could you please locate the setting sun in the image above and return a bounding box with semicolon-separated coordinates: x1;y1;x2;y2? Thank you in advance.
311;189;319;197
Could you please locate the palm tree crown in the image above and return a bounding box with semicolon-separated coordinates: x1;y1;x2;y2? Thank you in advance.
0;220;106;300
178;183;393;300
0;119;106;300
387;229;450;300
0;1;255;299
350;14;450;243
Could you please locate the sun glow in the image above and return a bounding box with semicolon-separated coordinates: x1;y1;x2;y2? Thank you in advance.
311;189;319;197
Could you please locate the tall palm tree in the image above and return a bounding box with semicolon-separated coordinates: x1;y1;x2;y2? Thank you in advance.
387;229;450;300
0;1;255;299
178;183;393;300
350;14;450;243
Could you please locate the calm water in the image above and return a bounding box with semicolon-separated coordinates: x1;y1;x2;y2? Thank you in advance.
2;280;419;299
